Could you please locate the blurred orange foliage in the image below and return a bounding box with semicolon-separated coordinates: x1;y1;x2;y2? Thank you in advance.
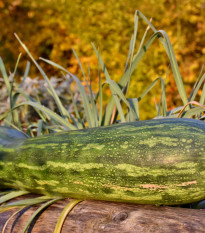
0;0;204;119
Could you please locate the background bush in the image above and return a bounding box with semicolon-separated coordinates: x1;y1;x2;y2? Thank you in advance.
0;0;204;119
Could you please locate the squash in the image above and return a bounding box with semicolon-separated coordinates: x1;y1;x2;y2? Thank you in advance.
0;118;205;205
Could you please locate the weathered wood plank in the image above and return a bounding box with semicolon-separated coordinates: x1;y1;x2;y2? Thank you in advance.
0;196;205;233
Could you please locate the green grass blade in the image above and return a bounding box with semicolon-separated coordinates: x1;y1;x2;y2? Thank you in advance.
190;73;205;102
54;199;82;233
9;53;22;126
180;106;205;118
0;190;29;205
0;57;11;93
2;206;25;233
154;97;160;116
99;10;187;124
91;43;115;124
11;53;22;84
13;89;48;123
126;19;152;97
135;10;167;51
37;119;43;136
188;68;203;101
133;11;188;105
14;34;71;120
67;86;84;129
92;44;131;124
121;32;159;87
160;77;167;117
124;15;138;96
127;98;139;121
167;106;183;116
138;77;164;102
96;32;162;125
200;82;205;105
124;35;133;73
39;57;95;128
19;61;30;88
0;101;77;130
87;64;99;126
98;64;103;125
158;30;188;105
0;191;13;196
72;48;90;89
136;18;152;57
128;12;138;75
105;79;132;111
2;196;51;208
177;101;205;118
112;94;126;123
22;198;62;233
24;101;77;130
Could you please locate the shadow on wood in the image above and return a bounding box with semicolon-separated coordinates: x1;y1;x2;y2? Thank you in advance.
1;195;205;233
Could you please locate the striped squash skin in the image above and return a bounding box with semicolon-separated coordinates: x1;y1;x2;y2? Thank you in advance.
0;118;205;205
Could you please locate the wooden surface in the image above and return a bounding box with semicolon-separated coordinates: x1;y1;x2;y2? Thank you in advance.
1;196;205;233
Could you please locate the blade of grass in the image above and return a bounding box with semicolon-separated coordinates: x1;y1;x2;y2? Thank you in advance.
200;83;205;105
105;79;134;114
177;101;205;118
156;77;167;117
54;199;82;233
37;119;43;136
167;106;184;116
0;191;13;196
190;73;205;102
0;57;11;93
93;32;160;125
2;206;25;233
126;12;139;87
129;13;138;67
12;89;49;123
134;10;168;52
124;35;133;73
67;86;84;129
0;196;52;213
98;63;103;125
99;11;187;124
24;101;77;130
10;54;23;126
125;18;152;98
22;198;62;233
72;48;90;89
11;53;22;84
0;101;77;130
182;106;205;118
14;33;71;121
39;58;95;128
112;94;126;123
87;63;99;126
0;190;29;205
158;30;188;105
188;65;204;101
92;44;136;123
19;61;31;88
127;98;139;121
136;18;152;57
34;91;51;122
154;97;160;116
138;77;166;103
